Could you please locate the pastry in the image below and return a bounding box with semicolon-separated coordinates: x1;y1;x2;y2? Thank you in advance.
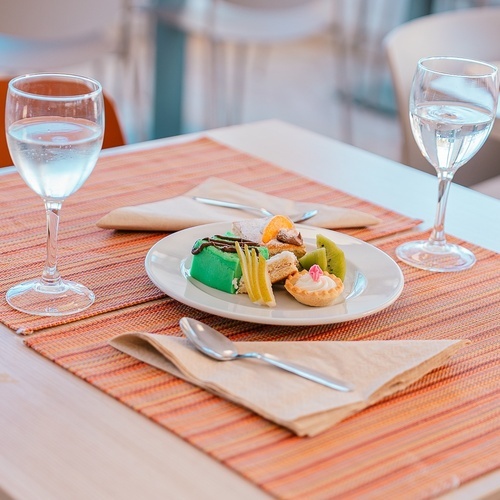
238;250;298;293
285;264;344;307
232;215;306;258
190;235;268;293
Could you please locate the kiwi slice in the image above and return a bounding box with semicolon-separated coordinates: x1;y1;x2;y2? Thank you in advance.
299;247;328;271
316;234;346;281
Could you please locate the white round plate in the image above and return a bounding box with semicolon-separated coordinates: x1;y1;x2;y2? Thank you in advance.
145;223;404;326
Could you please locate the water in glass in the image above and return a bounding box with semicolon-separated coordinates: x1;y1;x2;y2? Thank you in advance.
5;73;104;316
396;57;498;272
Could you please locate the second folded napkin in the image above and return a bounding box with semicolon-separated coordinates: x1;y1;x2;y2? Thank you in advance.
97;177;380;231
109;333;467;437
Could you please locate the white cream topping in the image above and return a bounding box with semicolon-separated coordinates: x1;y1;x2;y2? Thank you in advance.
295;272;338;292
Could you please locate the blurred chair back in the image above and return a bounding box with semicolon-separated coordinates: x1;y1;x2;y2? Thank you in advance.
384;6;500;186
0;0;122;73
154;0;335;128
102;94;128;151
225;0;312;7
0;78;126;168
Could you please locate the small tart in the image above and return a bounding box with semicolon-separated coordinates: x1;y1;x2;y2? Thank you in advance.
285;269;344;307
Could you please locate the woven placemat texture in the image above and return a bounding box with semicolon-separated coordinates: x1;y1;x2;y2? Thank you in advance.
0;137;421;333
25;231;499;499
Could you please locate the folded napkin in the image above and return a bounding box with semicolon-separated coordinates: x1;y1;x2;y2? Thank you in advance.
109;333;468;437
97;177;380;231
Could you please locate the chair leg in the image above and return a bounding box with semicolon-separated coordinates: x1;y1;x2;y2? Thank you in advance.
205;37;219;129
229;42;249;125
217;40;231;127
332;1;353;145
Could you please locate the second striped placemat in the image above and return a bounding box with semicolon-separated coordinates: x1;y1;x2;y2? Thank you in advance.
25;231;499;499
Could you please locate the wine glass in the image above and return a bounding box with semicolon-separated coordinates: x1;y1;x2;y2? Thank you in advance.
5;73;104;315
396;56;498;272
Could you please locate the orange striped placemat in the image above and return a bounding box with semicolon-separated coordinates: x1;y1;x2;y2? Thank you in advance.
25;231;499;499
0;137;421;334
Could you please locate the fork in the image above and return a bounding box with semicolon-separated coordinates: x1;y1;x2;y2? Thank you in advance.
193;196;318;223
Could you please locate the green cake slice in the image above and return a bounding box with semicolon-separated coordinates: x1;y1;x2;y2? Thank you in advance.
190;235;269;294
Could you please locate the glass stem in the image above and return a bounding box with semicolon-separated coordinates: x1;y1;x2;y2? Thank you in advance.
429;171;454;248
42;201;63;286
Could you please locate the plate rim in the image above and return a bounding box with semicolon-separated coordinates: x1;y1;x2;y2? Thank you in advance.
145;222;404;326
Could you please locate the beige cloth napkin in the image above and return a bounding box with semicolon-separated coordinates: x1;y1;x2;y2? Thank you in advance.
109;333;468;437
97;177;380;231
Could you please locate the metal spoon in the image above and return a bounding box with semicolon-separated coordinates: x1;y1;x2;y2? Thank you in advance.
179;317;353;392
193;196;318;224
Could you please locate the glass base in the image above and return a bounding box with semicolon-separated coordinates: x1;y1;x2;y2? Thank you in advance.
6;278;95;316
396;240;476;272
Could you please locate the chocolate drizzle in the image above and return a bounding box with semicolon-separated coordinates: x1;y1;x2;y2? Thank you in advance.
191;235;260;255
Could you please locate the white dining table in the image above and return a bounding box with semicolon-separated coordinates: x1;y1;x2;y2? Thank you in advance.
0;120;498;499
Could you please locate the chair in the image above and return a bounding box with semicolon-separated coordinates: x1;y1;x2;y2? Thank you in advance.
384;6;500;187
153;0;338;129
0;0;136;128
471;174;500;199
0;78;126;168
0;0;125;73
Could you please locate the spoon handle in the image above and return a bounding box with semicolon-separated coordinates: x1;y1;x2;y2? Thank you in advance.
246;352;354;392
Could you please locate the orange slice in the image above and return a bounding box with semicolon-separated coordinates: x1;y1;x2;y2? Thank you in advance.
261;215;294;243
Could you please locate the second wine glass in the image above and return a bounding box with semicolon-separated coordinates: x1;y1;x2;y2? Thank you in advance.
5;73;104;316
396;56;498;272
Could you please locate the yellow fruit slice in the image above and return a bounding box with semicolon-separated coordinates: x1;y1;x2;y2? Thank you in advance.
258;253;276;307
261;215;294;243
236;242;257;302
250;246;263;304
235;242;275;307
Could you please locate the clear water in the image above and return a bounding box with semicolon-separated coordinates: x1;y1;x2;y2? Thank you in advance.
410;103;493;172
7;117;103;201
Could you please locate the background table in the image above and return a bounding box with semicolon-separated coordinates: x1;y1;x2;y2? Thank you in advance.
1;120;498;499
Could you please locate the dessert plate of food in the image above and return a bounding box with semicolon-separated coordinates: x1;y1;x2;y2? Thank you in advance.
145;217;404;326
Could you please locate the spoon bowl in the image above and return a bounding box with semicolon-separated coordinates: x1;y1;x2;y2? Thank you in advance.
179;317;353;392
180;316;238;361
